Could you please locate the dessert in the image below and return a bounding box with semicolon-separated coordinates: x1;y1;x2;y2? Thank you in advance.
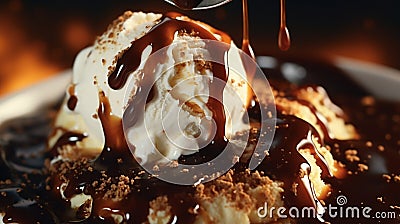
46;11;283;223
48;11;253;167
0;10;400;224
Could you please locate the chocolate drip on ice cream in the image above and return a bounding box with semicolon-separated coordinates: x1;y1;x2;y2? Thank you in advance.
48;130;87;156
107;13;230;90
262;115;327;210
46;91;201;223
246;95;330;214
67;84;78;111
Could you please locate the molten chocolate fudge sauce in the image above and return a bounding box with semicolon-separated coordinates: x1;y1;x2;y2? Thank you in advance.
1;60;400;223
241;0;255;60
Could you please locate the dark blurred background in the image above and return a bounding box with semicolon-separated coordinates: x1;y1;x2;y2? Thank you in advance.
1;0;399;96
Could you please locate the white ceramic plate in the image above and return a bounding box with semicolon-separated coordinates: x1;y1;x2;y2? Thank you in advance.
0;57;399;125
0;70;71;124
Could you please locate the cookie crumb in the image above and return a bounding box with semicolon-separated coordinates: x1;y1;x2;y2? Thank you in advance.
345;149;360;162
382;174;391;182
358;163;368;172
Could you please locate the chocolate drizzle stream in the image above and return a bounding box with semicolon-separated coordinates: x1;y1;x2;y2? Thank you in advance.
241;0;255;60
97;91;127;153
278;0;290;51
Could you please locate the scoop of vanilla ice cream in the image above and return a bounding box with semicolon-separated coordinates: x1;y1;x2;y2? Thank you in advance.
126;34;250;163
49;11;250;164
49;12;162;156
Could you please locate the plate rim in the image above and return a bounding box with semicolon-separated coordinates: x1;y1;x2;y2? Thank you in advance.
0;70;71;124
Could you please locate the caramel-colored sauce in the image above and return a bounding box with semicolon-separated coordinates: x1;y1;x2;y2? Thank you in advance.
241;0;255;60
278;0;291;51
